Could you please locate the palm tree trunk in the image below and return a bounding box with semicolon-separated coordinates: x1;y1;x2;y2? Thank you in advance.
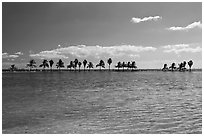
109;65;110;71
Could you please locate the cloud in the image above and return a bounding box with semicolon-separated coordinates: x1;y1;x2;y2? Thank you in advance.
128;54;140;58
15;51;23;55
30;45;157;60
2;52;8;57
30;50;69;59
162;44;202;54
131;16;162;24
2;52;19;59
167;21;202;31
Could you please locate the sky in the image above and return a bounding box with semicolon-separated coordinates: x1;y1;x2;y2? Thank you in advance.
2;2;202;69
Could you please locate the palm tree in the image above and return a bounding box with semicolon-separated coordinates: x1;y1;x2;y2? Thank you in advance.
131;61;137;70
122;62;125;71
115;61;122;71
49;60;54;71
178;62;183;71
169;63;176;71
83;59;87;71
96;60;105;70
179;61;186;72
10;64;17;71
127;62;131;70
74;59;78;71
67;61;74;71
39;59;49;70
78;62;82;71
188;60;193;71
183;61;186;71
56;59;64;70
26;59;37;71
162;64;168;71
87;62;94;71
107;58;112;71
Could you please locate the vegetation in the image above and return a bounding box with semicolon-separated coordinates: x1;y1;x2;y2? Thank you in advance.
96;60;105;70
67;61;74;70
107;58;112;71
130;61;137;70
162;64;168;71
56;59;64;70
39;59;49;70
83;59;87;71
74;59;78;71
162;60;193;72
115;61;122;70
178;61;187;71
7;57;196;72
49;60;54;70
169;63;176;71
10;64;17;71
26;59;37;71
87;62;94;71
188;60;193;71
78;62;82;71
115;61;137;71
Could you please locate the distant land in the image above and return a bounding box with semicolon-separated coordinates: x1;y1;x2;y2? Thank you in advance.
2;68;202;72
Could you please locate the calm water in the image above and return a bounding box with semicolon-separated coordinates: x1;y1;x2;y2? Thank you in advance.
2;71;202;134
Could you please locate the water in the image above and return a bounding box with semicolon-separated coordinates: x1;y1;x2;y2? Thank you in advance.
2;71;202;134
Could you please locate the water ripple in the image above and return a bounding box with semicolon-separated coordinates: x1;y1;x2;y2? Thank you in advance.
2;71;202;134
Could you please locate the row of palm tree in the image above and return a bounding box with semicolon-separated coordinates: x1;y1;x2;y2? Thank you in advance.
115;61;137;71
9;59;195;72
67;60;93;71
25;58;134;71
162;60;193;72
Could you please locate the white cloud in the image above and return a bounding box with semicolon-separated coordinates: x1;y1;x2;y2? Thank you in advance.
15;51;23;55
162;44;202;54
167;21;202;31
128;54;140;58
30;50;68;59
2;52;8;57
131;16;162;24
2;52;19;59
30;45;157;60
9;55;19;58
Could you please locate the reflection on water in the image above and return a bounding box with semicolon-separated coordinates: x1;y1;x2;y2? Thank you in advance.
2;71;202;133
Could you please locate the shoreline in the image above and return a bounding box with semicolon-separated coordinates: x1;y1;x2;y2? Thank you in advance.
2;68;202;72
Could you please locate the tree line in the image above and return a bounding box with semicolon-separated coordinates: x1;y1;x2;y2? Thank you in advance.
8;59;195;72
162;60;193;72
9;58;138;71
